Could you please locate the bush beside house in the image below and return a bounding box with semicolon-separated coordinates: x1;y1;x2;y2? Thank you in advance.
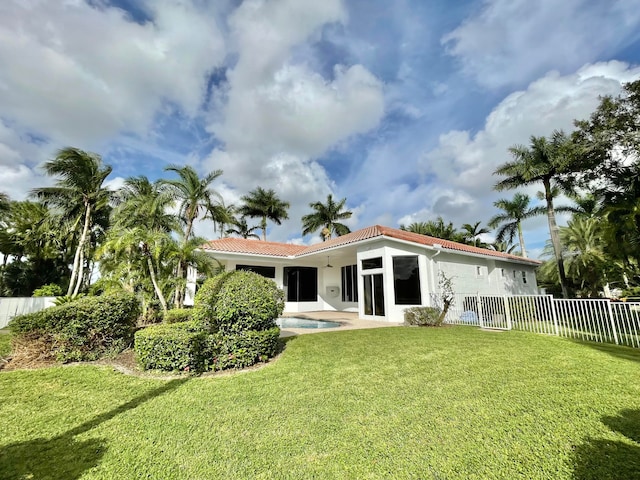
135;271;284;373
9;292;140;362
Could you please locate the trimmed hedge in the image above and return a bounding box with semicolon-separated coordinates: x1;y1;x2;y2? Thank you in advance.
404;306;443;327
135;321;209;372
164;308;193;324
210;326;281;370
9;292;140;362
137;271;284;373
191;271;233;330
211;271;284;334
134;323;281;372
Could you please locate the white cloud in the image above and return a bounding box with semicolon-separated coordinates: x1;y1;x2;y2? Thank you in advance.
201;0;385;242
415;61;640;254
0;0;225;145
443;0;640;88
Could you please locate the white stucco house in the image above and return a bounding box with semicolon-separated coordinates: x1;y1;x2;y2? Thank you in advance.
187;225;541;323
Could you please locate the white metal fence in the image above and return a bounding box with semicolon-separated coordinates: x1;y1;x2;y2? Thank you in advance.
436;293;640;349
0;297;56;329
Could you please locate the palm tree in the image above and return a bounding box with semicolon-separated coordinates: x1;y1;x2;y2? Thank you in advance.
226;217;260;239
206;199;236;239
98;227;173;314
488;193;538;258
162;165;223;241
489;240;519;255
538;216;610;297
113;176;177;233
495;131;576;297
301;194;352;240
400;217;464;242
239;187;290;241
31;147;112;297
162;164;223;307
460;221;490;247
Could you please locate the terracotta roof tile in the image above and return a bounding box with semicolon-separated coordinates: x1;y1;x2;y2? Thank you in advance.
201;225;541;265
201;238;306;257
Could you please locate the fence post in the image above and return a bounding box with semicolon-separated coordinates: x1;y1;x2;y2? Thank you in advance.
477;292;484;328
606;300;619;345
503;295;512;330
549;295;560;337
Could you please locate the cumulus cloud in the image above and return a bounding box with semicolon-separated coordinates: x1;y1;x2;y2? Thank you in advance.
0;0;225;144
413;61;640;250
443;0;640;88
201;0;385;242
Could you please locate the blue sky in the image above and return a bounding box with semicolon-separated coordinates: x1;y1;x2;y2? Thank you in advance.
1;0;640;257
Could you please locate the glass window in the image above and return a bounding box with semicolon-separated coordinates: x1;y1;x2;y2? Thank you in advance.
501;268;506;277
393;256;421;305
283;267;317;302
236;264;276;278
364;273;385;315
521;271;527;284
341;265;358;302
476;266;483;276
362;257;382;270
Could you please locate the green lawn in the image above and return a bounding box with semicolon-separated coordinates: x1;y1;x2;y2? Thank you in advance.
1;327;639;479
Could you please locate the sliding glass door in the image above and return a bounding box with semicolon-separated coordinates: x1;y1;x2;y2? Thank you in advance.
363;274;385;316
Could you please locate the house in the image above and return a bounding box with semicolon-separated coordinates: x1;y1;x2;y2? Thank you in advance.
188;225;541;323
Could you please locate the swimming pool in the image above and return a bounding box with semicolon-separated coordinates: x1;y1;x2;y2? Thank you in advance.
275;317;341;329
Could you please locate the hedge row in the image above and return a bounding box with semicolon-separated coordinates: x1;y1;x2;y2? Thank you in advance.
9;292;140;362
134;322;280;373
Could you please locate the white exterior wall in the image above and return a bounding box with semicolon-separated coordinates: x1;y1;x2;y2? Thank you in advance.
434;253;539;296
197;240;540;323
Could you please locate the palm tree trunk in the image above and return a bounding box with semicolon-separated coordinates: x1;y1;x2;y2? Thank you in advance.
261;216;267;241
174;216;194;308
516;222;528;258
72;245;85;297
147;255;167;315
67;203;91;297
544;178;569;298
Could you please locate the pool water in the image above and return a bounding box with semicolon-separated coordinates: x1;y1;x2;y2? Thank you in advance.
275;317;341;329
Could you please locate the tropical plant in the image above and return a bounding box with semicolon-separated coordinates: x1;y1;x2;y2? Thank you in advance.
226;216;260;239
113;176;177;232
495;131;578;297
488;193;538;258
206;199;236;239
31;147;113;297
537;216;612;297
239;187;290;241
400;217;464;242
460;221;490;247
301;194;352;240
97;227;174;315
488;241;519;255
161;164;223;307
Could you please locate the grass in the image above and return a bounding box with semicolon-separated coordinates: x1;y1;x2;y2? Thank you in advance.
1;327;639;479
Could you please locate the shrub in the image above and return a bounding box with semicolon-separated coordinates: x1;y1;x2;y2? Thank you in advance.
210;326;281;370
164;308;193;324
9;292;140;362
211;271;284;334
32;284;63;297
404;306;443;327
192;271;233;329
134;321;210;372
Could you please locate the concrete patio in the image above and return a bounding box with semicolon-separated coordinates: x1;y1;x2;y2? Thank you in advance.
279;311;403;337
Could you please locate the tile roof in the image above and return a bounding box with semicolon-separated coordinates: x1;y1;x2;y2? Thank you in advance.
201;225;541;265
201;237;307;257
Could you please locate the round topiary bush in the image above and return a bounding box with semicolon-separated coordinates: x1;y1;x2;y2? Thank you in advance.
192;271;233;330
193;270;284;335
